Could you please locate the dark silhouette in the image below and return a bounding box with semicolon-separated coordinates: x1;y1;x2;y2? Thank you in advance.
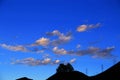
15;62;120;80
56;63;74;72
16;77;33;80
47;62;120;80
47;63;89;80
91;62;120;80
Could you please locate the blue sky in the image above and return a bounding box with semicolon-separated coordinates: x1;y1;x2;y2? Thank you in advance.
0;0;120;80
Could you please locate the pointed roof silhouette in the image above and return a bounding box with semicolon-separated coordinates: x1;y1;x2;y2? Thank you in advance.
16;77;33;80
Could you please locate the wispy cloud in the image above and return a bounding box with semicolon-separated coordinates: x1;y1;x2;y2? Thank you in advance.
52;46;115;58
92;46;115;58
75;46;115;58
77;23;101;32
0;44;28;52
0;43;47;54
11;57;77;66
11;57;41;66
11;57;62;66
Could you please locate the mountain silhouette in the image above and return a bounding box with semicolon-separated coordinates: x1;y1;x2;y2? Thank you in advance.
16;77;33;80
47;62;120;80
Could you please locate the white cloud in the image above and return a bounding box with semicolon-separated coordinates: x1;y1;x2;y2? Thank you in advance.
53;59;60;64
53;47;67;55
77;25;87;32
35;37;50;46
70;58;76;63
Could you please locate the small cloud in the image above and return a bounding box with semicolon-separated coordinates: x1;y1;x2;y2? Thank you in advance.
53;47;67;55
77;25;87;32
77;23;101;32
70;58;76;63
0;44;28;52
52;59;61;64
35;37;50;46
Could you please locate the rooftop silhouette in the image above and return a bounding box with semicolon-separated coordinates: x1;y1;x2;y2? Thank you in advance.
16;77;33;80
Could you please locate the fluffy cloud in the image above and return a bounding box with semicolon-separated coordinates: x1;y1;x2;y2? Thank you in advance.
77;23;101;32
35;37;50;46
53;47;67;55
77;25;87;32
12;57;61;66
0;44;28;52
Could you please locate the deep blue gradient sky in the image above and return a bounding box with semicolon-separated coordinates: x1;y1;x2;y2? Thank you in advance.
0;0;120;80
